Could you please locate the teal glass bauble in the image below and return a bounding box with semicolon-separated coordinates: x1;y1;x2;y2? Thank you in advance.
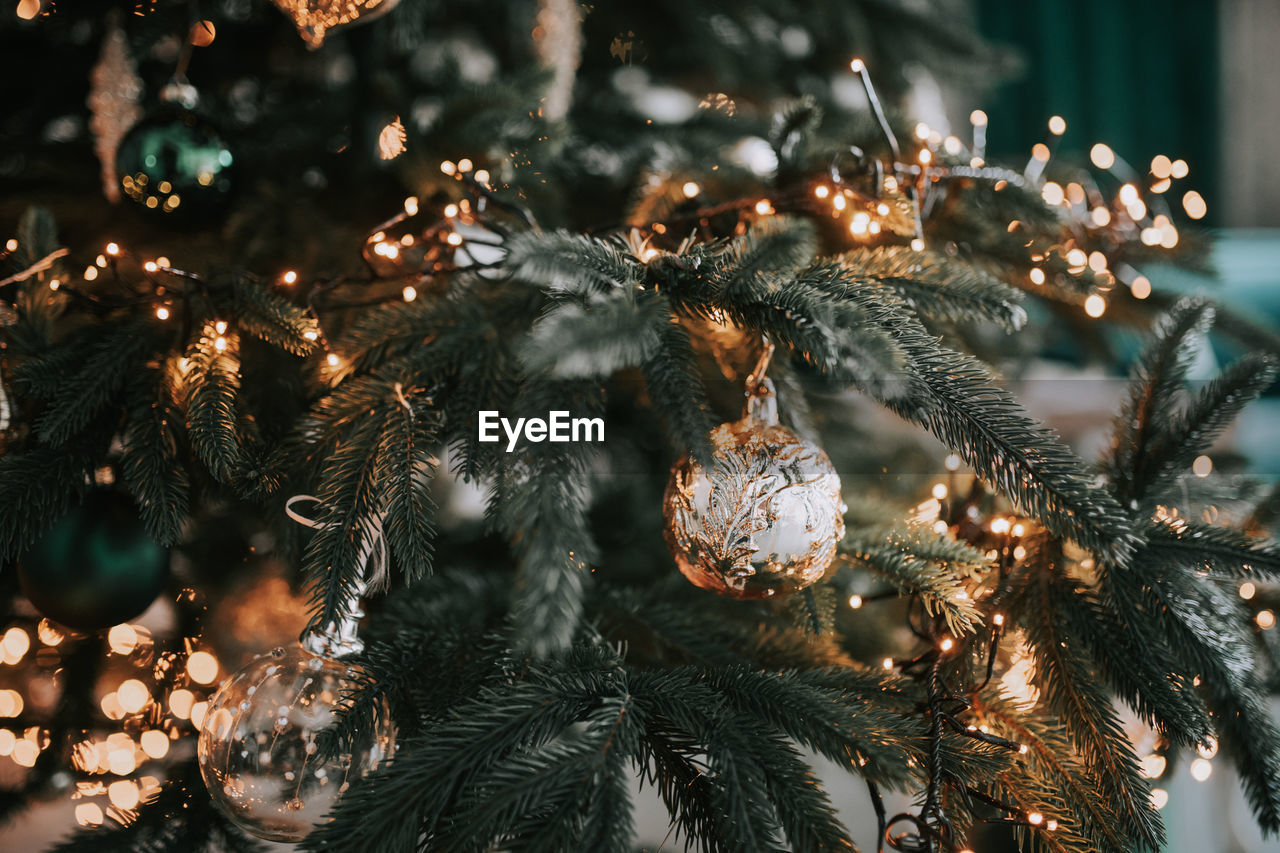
18;491;170;631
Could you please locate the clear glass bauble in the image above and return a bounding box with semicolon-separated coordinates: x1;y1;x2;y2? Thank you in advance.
197;643;394;842
663;386;845;599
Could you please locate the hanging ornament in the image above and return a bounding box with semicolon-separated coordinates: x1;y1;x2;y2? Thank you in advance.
271;0;402;49
198;497;395;842
18;490;170;632
115;82;234;220
663;340;845;599
87;13;144;203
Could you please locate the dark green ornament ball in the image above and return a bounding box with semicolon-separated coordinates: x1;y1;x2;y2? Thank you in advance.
18;492;170;632
115;110;234;219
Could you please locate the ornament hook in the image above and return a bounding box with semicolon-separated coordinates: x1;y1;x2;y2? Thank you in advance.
744;336;778;425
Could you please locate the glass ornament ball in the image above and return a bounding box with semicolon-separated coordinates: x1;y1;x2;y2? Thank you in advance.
197;644;394;842
663;386;845;599
115;110;234;219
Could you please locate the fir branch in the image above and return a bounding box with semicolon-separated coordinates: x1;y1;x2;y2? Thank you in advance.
230;274;319;356
840;527;987;636
506;230;638;294
640;298;716;465
520;288;665;378
120;369;190;546
1105;297;1215;505
374;385;438;582
1141;353;1280;502
34;317;155;445
838;246;1028;333
1141;517;1280;579
1015;566;1164;851
182;334;245;483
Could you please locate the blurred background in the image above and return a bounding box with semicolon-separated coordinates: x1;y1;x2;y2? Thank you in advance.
2;1;1278;851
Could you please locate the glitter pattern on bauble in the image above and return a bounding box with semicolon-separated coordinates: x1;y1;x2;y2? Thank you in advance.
197;643;394;842
663;377;844;599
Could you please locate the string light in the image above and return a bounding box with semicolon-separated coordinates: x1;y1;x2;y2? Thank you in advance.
681;181;700;199
1151;155;1173;178
910;238;925;252
1027;812;1044;826
814;185;830;199
282;270;298;284
1189;758;1212;782
1192;455;1212;477
84;266;99;281
446;232;464;246
944;453;961;471
1151;788;1169;810
326;353;341;368
1240;581;1257;600
444;203;459;218
993;613;1005;626
1130;275;1151;299
848;594;863;609
1047;115;1066;135
1090;143;1115;169
1257;610;1276;630
155;306;169;320
105;242;119;256
1084;294;1107;318
1140;753;1167;778
939;637;955;653
186;650;219;684
116;679;150;714
213;336;228;352
440;160;457;175
457;158;473;172
754;199;774;215
1091;206;1111;227
1182;190;1207;219
882;657;894;670
1197;736;1218;759
1170;159;1189;179
1041;182;1064;206
931;483;947;500
474;169;490;186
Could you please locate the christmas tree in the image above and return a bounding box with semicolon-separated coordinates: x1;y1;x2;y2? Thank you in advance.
2;1;1279;851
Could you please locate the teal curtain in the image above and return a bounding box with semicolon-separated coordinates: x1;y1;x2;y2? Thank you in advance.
974;0;1219;224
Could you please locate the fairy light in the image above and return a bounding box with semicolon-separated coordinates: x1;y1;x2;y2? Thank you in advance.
186;651;218;684
446;232;464;246
155;306;170;320
944;453;961;471
944;135;961;155
140;730;169;759
1084;294;1107;318
75;803;105;827
1182;190;1207;219
1048;115;1066;135
0;690;23;717
993;613;1005;627
1151;178;1171;194
754;199;774;215
918;148;932;165
850;212;871;235
1091;206;1112;227
444;203;459;218
1151;155;1173;178
1189;758;1212;782
1090;143;1115;169
1088;251;1108;272
910;238;925;252
190;701;208;729
939;637;955;653
105;242;120;256
117;679;150;714
143;260;159;273
914;122;931;141
1151;788;1169;810
303;330;319;342
1066;182;1086;205
2;627;30;661
1012;523;1025;537
1130;275;1151;299
1019;744;1029;755
932;520;948;534
882;657;894;670
1041;182;1064;206
1027;812;1044;826
457;158;473;173
213;336;228;352
848;594;863;609
1198;736;1218;759
990;517;1011;535
108;779;140;810
1170;159;1189;179
1257;610;1276;630
931;483;948;500
1140;753;1167;778
814;185;830;199
1031;143;1050;163
107;624;138;655
1240;581;1257;600
282;270;298;285
680;181;701;199
474;169;490;186
401;285;418;302
168;689;195;720
108;745;136;775
1047;820;1059;832
832;194;847;211
84;266;99;281
1192;455;1212;477
36;620;63;646
326;352;341;368
440;160;457;175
